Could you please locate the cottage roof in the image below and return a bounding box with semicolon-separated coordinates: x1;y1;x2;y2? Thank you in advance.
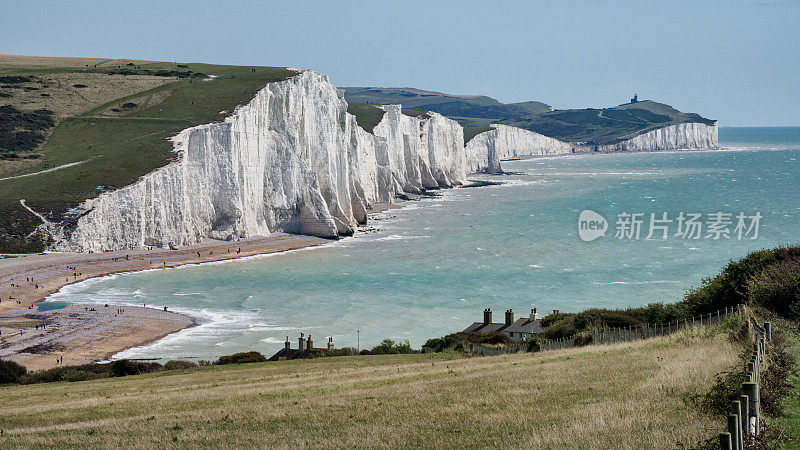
462;318;543;335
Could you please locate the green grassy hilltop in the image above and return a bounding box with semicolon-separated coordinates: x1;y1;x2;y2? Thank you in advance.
0;55;296;252
501;100;717;145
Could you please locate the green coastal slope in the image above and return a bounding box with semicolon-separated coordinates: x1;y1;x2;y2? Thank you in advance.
501;100;717;145
0;55;295;252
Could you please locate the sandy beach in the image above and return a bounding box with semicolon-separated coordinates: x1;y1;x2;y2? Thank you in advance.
0;232;329;371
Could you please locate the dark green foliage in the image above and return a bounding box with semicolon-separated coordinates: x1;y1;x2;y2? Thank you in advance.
347;102;385;133
0;76;32;84
110;359;162;377
526;337;541;352
759;331;797;416
748;259;800;320
684;246;800;317
573;332;593;347
0;359;27;384
121;102;137;109
370;339;416;355
542;317;576;340
21;363;112;383
214;351;267;365
0;105;55;155
72;84;87;88
463;126;493;144
163;360;198;371
422;335;462;353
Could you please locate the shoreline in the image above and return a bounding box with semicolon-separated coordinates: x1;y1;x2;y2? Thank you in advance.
0;232;331;370
0;201;404;371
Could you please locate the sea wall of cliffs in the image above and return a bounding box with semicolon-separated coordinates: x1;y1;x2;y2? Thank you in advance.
50;70;718;252
53;71;468;252
591;122;718;152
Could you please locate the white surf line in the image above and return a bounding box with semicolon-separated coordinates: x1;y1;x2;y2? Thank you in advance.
0;157;96;182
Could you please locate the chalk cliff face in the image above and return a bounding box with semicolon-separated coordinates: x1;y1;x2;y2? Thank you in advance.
49;70;718;252
465;124;576;173
53;71;467;252
593;122;718;152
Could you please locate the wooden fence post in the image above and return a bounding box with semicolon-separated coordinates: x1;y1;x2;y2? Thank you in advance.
730;400;742;450
719;432;733;450
764;322;771;341
726;414;739;449
743;382;759;435
739;394;749;444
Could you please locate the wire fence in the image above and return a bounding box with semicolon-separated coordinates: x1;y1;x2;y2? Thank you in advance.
539;304;743;351
719;314;769;449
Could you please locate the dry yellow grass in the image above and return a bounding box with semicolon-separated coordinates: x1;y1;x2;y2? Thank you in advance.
0;326;738;449
2;72;174;121
0;54;157;69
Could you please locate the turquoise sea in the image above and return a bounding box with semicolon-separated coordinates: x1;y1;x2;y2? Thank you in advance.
50;127;800;360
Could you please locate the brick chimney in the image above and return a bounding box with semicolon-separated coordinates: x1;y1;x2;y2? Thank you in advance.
298;333;306;352
306;335;313;350
327;336;334;351
285;336;290;349
483;308;492;324
505;309;514;326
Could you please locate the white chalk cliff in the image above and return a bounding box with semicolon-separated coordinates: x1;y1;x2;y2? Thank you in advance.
593;122;718;152
49;70;717;252
53;71;470;252
465;124;576;173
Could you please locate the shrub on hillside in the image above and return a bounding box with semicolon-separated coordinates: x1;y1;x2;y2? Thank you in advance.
748;259;800;320
214;351;266;365
0;359;27;384
370;339;416;355
21;363;111;384
526;337;541;352
758;331;797;416
421;335;462;353
572;332;593;347
683;246;800;315
110;359;162;377
542;318;576;340
163;360;198;371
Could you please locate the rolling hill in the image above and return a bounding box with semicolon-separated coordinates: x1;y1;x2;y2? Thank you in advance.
501;100;717;145
341;87;552;125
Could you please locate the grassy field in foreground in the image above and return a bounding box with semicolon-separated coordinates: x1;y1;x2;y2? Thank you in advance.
0;327;737;449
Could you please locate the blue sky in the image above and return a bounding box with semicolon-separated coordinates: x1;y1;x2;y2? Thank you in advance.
2;0;798;126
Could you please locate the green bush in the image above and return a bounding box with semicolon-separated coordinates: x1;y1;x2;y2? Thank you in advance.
573;332;593;347
683;246;800;315
163;360;198;371
214;351;266;365
370;339;416;355
0;359;27;384
748;259;800;320
110;359;162;377
526;338;541;352
542;318;576;340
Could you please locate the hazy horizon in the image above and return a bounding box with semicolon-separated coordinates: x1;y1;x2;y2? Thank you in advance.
3;0;798;127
